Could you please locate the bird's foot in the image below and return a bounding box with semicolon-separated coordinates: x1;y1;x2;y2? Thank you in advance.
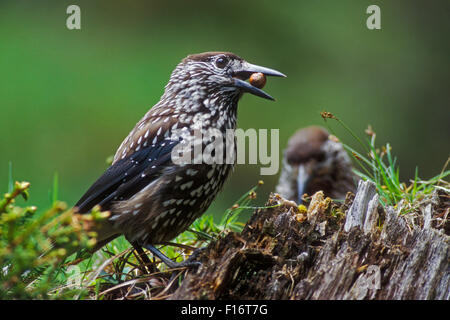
144;245;203;270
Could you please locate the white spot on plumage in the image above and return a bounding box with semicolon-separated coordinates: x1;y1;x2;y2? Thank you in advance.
186;169;198;176
207;168;214;179
160;210;169;218
190;185;203;197
180;181;194;190
163;199;176;207
110;215;120;221
135;229;146;240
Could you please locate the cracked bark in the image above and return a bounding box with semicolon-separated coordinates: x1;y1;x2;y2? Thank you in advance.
170;181;449;300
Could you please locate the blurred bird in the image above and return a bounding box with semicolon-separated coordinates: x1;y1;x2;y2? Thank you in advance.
276;126;356;204
74;52;285;267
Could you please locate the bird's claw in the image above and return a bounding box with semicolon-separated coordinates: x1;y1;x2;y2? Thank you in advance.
144;244;204;270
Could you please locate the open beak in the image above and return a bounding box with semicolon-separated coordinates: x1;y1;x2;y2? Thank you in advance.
233;62;286;100
297;164;310;204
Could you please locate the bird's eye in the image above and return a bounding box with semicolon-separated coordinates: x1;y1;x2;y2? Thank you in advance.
215;56;228;69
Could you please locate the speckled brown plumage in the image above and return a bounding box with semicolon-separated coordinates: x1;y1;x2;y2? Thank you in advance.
75;52;285;257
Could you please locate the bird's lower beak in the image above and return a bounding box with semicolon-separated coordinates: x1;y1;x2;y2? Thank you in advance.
297;164;310;204
233;62;286;101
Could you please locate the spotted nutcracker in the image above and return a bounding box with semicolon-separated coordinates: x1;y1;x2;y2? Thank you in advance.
75;52;285;267
276;126;357;204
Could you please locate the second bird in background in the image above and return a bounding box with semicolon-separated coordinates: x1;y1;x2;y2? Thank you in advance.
276;126;357;204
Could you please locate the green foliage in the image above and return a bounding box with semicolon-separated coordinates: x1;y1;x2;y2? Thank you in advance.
322;112;450;207
0;162;273;299
0;175;103;299
27;181;273;299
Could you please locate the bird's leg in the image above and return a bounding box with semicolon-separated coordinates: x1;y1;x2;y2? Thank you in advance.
144;245;202;269
131;242;159;274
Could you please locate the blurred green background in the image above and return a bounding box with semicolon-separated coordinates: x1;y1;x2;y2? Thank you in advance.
1;0;449;220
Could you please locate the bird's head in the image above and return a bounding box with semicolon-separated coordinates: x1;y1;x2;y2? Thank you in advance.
165;52;285;104
283;126;354;203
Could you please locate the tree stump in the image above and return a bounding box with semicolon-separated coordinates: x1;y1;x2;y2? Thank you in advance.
170;181;449;300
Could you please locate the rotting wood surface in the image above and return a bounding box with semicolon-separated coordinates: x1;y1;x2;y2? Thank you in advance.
170;181;449;300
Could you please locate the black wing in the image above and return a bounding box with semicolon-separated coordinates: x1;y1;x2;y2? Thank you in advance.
75;139;179;213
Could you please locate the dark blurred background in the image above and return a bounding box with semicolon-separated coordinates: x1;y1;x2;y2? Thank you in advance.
1;0;449;220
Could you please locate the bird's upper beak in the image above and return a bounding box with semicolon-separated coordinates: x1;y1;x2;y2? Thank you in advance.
232;62;286;100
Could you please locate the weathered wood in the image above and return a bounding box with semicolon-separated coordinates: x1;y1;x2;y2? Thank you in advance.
170;182;449;300
344;180;377;232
